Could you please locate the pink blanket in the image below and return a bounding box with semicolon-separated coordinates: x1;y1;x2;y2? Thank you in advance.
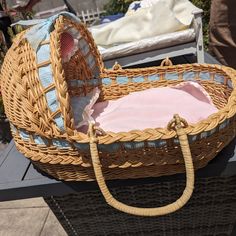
91;82;218;132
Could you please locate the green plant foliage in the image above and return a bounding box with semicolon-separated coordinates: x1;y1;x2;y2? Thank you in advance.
103;0;133;15
190;0;211;49
7;25;25;43
0;41;7;66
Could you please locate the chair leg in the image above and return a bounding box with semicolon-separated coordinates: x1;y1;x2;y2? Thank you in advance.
193;10;205;63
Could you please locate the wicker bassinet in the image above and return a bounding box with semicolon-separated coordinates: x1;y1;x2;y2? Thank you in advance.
1;13;236;216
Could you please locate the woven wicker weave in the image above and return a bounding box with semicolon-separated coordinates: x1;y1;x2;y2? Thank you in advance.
1;13;236;216
45;175;236;236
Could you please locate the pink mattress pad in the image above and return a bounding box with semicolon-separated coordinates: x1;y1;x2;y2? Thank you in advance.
90;82;218;132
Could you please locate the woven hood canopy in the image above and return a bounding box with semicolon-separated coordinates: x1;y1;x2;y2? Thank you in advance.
1;12;104;138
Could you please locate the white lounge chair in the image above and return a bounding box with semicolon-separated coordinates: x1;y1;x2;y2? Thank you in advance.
99;9;204;68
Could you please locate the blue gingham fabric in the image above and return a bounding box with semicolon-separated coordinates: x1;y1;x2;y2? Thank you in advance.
11;13;83;131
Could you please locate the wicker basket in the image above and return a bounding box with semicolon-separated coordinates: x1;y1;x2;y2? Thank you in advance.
1;13;236;216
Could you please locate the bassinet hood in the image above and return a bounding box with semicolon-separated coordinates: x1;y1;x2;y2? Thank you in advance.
12;12;81;52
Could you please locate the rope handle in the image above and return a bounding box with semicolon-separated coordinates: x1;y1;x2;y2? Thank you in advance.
160;57;173;67
89;114;195;217
112;61;122;70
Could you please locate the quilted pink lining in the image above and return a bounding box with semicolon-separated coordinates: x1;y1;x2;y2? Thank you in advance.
90;82;218;132
60;32;74;59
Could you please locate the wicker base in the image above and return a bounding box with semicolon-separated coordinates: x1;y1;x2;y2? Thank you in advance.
45;175;236;236
17;119;235;182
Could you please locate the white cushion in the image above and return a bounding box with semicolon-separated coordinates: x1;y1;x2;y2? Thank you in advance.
99;29;195;60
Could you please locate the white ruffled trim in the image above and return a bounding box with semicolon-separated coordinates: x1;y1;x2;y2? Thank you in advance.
76;87;101;128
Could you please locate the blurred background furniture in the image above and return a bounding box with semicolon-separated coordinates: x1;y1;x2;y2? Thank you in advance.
8;0;205;68
100;9;205;68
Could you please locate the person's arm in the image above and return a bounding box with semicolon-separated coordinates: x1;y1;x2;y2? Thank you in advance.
0;0;6;11
24;0;41;11
14;0;42;13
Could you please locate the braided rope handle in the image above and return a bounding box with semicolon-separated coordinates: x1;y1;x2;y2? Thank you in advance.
160;57;173;67
112;61;122;70
89;114;194;216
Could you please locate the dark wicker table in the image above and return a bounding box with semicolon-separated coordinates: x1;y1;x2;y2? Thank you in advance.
0;53;236;236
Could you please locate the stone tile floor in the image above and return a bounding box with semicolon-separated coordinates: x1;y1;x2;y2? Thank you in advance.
0;143;7;156
0;198;67;236
0;142;67;236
